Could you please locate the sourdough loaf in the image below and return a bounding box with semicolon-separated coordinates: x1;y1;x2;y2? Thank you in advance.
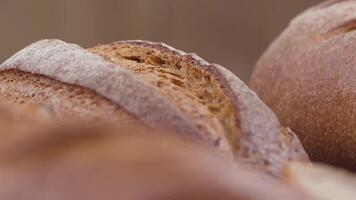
0;39;307;176
250;0;356;170
0;123;311;200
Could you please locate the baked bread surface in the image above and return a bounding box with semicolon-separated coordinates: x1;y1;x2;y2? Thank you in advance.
251;0;356;170
0;39;308;176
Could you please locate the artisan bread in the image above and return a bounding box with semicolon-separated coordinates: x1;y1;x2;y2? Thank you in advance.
284;162;356;200
0;123;311;200
0;39;307;176
250;0;356;170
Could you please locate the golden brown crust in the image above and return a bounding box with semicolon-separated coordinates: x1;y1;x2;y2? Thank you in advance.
95;40;308;176
88;41;235;161
0;39;308;176
251;1;356;169
0;39;205;141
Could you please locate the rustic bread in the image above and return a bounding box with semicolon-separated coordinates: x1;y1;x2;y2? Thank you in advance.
250;0;356;170
284;162;356;200
0;39;307;176
0;123;311;200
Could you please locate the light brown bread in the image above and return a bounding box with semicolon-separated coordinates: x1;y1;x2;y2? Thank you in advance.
250;0;356;170
0;39;307;176
0;123;311;200
284;162;356;200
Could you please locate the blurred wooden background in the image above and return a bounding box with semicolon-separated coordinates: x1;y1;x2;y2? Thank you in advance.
0;0;321;81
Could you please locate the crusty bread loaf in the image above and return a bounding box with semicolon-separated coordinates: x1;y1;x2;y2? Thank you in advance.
250;0;356;170
0;39;307;176
0;123;311;200
284;162;356;200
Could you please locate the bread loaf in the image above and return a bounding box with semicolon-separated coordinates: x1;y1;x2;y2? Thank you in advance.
284;162;356;200
0;122;311;200
250;0;356;170
0;39;307;176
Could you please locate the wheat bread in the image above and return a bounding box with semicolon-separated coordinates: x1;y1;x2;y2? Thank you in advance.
251;0;356;170
0;39;307;176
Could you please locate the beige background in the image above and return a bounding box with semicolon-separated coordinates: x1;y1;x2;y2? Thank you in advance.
0;0;321;81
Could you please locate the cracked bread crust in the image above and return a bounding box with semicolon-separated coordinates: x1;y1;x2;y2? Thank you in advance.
90;40;308;176
0;39;232;158
0;39;204;136
0;39;307;176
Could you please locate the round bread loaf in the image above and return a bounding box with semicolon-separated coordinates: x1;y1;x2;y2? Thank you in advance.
0;123;311;200
250;1;356;170
0;39;307;176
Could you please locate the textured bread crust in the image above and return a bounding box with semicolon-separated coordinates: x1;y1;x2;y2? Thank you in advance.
0;39;205;141
89;43;231;153
250;0;356;170
284;162;356;200
0;39;307;176
0;125;311;200
0;70;135;123
90;40;308;175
